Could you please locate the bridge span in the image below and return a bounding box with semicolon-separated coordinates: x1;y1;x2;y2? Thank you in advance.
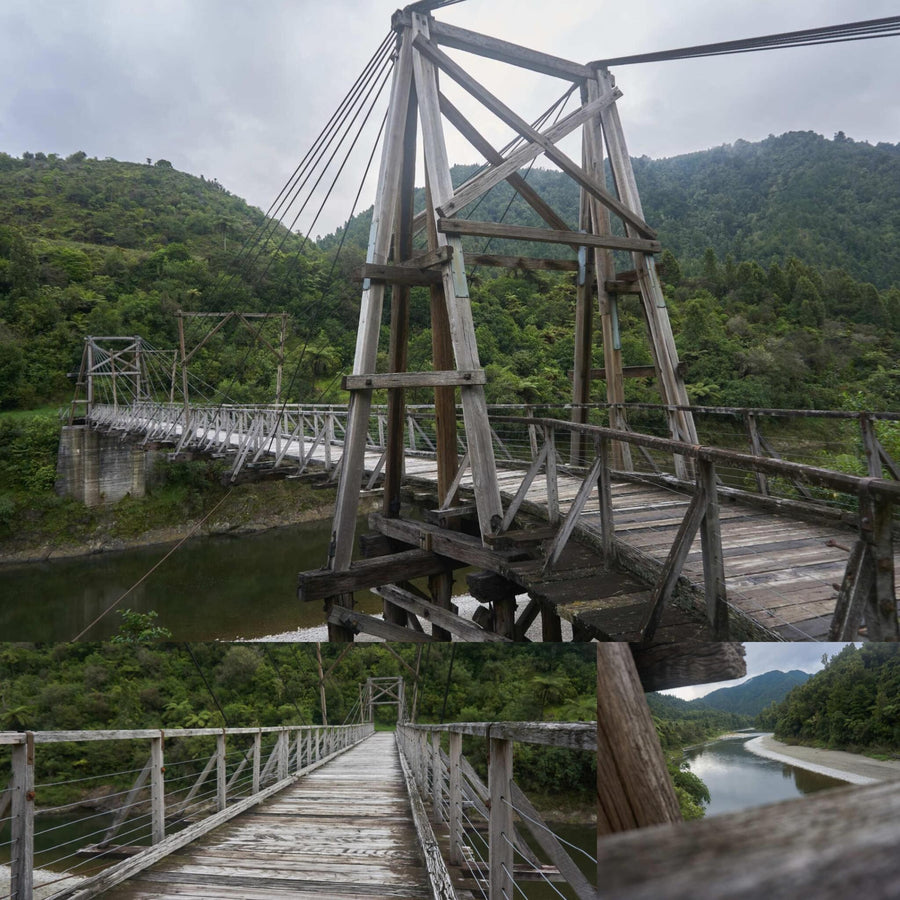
66;399;900;643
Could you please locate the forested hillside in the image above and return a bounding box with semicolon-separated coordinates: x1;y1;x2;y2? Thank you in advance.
694;670;810;717
645;692;752;750
2;134;898;417
757;644;900;753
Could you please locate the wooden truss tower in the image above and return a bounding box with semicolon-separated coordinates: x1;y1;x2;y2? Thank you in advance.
312;4;699;640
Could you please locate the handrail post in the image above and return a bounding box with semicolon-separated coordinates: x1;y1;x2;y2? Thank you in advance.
488;734;514;900
448;731;463;865
252;731;262;794
277;730;288;781
545;425;559;525
296;729;304;774
150;733;165;845
744;410;769;495
10;733;34;900
431;732;444;824
699;458;729;639
216;731;227;812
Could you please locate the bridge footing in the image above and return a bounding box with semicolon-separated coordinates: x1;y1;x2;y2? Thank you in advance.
56;425;149;507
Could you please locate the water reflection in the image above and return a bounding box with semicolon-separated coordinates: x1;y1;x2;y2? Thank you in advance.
683;733;847;816
0;518;379;641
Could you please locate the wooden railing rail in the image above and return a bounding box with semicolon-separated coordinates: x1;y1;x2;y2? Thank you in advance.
0;723;373;900
396;722;598;900
494;416;899;641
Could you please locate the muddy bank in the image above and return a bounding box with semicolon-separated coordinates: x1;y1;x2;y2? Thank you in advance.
746;734;900;785
0;479;358;566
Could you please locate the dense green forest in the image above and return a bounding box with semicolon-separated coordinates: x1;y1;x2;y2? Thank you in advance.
692;669;810;717
756;644;900;754
645;692;752;750
2;133;898;549
0;642;717;817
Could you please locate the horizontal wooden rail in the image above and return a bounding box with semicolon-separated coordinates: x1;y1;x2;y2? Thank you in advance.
1;723;374;900
397;722;598;900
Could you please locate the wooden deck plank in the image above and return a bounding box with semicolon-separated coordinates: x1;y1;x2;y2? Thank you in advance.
103;734;433;900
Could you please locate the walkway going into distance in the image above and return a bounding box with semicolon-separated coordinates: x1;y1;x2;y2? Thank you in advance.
102;733;432;899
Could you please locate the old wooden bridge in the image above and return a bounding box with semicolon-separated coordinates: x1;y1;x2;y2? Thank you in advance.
5;647;900;900
66;393;900;644
59;0;899;646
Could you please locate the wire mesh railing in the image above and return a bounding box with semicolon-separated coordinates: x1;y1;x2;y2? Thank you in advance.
0;723;373;900
396;722;597;900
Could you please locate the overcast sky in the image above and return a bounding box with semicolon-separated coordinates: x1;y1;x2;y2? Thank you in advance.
664;642;860;700
2;0;899;236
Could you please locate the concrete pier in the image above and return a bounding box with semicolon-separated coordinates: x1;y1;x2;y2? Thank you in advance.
56;425;146;506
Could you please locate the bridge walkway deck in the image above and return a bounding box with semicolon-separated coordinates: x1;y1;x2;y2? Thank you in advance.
101;732;432;899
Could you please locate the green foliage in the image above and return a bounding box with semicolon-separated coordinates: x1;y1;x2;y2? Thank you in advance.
759;645;900;753
110;609;173;643
646;692;753;750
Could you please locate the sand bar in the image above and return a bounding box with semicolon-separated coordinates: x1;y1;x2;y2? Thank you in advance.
746;734;900;785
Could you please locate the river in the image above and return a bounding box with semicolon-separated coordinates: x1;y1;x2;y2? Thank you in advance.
682;731;848;815
0;519;376;641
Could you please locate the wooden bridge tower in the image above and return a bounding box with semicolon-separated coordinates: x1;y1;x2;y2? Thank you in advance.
314;2;698;639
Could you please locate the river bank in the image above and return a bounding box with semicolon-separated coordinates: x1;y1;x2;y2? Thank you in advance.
0;477;347;566
746;734;900;785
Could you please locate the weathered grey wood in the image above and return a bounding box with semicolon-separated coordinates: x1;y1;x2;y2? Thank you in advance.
298;549;457;602
150;735;165;845
376;583;509;642
544;452;606;570
698;459;729;639
859;488;899;640
594;69;697;469
437;218;660;253
425;17;594;80
510;782;596;900
412;11;503;540
595;644;682;838
488;735;514;900
252;732;261;796
10;733;34;900
438;91;576;240
744;411;769;495
395;735;458;900
631;643;746;693
354;263;443;286
828;539;870;640
413;722;597;750
216;732;227;811
414;34;655;240
435;87;621;224
66;728;374;900
328;607;438;642
591;779;900;900
500;439;550;531
447;732;463;866
342;370;486;390
326;24;416;638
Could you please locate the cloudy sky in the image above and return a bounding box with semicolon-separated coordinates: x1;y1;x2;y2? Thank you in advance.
664;642;860;700
2;0;899;235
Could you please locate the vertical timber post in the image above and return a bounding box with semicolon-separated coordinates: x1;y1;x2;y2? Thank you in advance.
595;644;681;844
448;731;463;865
10;733;34;900
326;21;415;639
150;734;165;845
488;732;514;900
412;10;503;538
216;732;227;812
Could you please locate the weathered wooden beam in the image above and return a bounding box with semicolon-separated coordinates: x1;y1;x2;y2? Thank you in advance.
426;18;594;80
342;369;485;390
438;218;661;253
596;644;683;836
370;512;527;575
434;87;621;223
376;584;511;642
632;642;746;693
298;548;457;602
353;263;443;286
592;779;900;899
414;34;656;239
327;607;437;642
